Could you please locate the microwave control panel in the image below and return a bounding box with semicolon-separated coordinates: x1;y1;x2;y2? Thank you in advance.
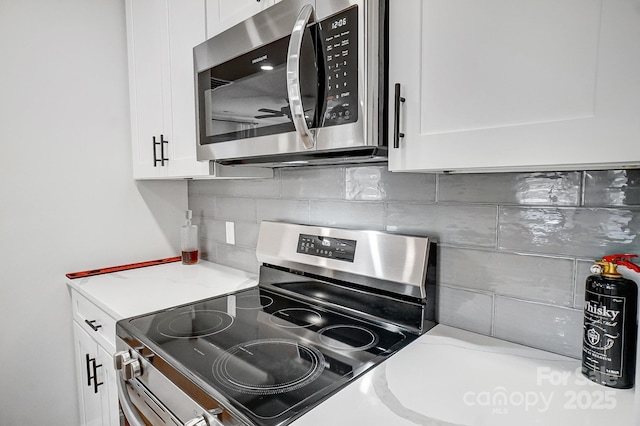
321;6;359;127
297;234;356;263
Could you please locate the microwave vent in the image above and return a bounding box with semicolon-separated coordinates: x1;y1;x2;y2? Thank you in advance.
210;78;230;90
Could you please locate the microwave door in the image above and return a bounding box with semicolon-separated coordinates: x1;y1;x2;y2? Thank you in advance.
204;68;293;142
201;35;295;145
200;28;319;148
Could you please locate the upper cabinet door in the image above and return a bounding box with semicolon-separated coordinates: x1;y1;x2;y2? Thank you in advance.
388;0;640;173
206;0;276;38
125;0;167;178
126;0;210;179
164;0;211;177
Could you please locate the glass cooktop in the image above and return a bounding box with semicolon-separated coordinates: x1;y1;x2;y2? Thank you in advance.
119;284;416;426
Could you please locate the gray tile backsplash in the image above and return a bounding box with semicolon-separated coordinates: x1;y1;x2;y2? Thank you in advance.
438;171;582;205
386;203;498;247
583;170;640;207
436;285;493;335
282;168;345;199
214;197;257;222
498;206;640;258
439;247;575;306
493;297;583;358
256;199;310;224
188;167;640;359
346;166;437;201
310;200;385;230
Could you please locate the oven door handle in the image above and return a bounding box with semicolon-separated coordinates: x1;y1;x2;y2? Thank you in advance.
286;4;316;150
117;374;147;426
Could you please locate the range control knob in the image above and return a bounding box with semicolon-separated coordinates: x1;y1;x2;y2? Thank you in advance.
113;351;131;370
122;359;142;380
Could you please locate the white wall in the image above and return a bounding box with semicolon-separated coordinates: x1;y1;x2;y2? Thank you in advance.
0;1;187;424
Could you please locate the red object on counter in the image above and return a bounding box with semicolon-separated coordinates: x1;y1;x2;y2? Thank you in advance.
66;256;182;279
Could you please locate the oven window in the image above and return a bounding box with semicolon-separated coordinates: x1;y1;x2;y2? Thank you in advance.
198;28;320;145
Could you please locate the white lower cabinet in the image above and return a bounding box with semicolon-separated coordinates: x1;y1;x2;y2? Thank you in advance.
71;290;119;426
73;324;118;426
388;0;640;173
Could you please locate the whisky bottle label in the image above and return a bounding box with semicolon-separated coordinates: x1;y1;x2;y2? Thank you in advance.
583;290;626;378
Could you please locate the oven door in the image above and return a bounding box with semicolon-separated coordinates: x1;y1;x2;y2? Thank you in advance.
114;339;235;426
194;0;370;164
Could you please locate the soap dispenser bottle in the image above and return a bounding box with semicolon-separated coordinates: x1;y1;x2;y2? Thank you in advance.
582;253;640;389
181;210;199;265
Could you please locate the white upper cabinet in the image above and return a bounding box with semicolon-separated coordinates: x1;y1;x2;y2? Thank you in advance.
126;0;273;179
125;0;211;179
388;0;640;173
206;0;277;38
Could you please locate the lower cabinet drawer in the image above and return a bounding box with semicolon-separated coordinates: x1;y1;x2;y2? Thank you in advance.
71;290;116;353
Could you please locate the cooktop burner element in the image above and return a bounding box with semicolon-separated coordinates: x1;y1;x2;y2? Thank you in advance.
157;309;234;339
236;294;274;310
268;308;323;328
318;325;378;351
115;221;437;426
212;338;325;395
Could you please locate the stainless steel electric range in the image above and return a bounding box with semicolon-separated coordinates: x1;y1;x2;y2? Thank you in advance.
115;221;436;426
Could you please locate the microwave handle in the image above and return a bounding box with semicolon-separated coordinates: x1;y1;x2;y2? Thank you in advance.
286;4;316;150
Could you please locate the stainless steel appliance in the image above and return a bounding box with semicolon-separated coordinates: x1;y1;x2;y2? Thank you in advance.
193;0;388;167
115;222;436;425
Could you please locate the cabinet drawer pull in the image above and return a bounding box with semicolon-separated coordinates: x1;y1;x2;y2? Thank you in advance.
393;83;405;148
84;319;102;332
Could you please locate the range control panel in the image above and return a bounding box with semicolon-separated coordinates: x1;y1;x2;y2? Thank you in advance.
297;234;356;262
321;6;358;127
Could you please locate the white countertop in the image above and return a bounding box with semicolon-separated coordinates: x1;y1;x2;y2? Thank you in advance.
67;260;635;425
66;260;258;320
294;325;635;426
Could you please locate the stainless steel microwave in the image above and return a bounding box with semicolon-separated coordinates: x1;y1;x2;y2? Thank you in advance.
194;0;387;167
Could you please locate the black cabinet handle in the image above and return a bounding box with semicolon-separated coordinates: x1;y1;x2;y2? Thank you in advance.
159;134;168;166
92;361;104;394
85;354;104;394
84;319;102;332
393;83;406;148
85;354;92;387
153;135;169;166
153;136;159;167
